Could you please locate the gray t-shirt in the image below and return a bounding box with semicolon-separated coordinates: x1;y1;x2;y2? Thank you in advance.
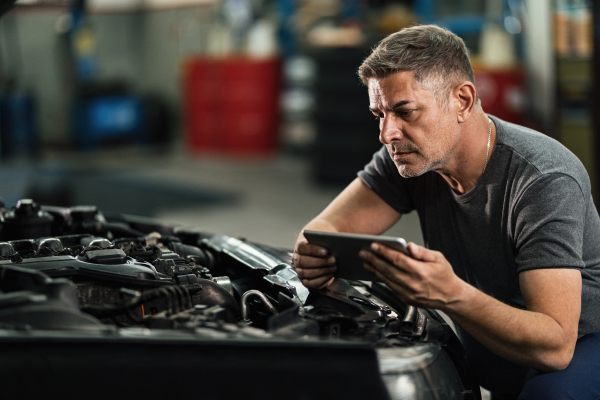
358;115;600;392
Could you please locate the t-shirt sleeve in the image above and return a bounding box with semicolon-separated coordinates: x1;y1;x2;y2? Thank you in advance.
513;173;586;273
357;145;415;215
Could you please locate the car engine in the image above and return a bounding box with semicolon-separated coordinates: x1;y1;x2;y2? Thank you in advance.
0;199;480;400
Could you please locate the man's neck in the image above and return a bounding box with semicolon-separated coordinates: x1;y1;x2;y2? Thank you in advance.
435;111;496;195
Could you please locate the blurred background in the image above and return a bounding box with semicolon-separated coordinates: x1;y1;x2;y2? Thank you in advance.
0;0;596;250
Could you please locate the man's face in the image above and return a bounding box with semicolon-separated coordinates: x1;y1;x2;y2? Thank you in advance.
368;71;461;178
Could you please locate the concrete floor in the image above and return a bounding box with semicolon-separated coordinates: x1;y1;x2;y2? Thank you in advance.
153;152;425;249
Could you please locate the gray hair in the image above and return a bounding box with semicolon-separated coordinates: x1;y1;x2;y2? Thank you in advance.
358;25;478;108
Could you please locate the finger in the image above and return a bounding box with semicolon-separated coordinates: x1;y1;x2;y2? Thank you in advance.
362;245;413;274
302;275;335;290
361;251;412;285
406;242;438;262
370;243;425;272
292;253;336;269
363;261;410;290
296;265;337;280
296;241;329;257
363;262;413;302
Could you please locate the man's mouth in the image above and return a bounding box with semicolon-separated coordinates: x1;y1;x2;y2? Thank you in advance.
392;151;414;161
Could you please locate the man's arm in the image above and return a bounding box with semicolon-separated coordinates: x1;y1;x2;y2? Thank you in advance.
293;178;401;289
361;242;581;372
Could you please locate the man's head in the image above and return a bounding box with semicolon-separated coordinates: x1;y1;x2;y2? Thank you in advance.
362;26;482;179
358;25;477;108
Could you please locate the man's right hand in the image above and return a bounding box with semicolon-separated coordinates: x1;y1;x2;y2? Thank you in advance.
292;239;337;290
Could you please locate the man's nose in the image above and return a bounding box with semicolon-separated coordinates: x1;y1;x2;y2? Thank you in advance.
379;116;403;144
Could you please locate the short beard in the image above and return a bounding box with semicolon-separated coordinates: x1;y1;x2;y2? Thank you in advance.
387;144;443;178
395;154;446;178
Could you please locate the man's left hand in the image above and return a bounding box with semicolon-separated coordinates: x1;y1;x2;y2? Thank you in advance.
359;242;465;310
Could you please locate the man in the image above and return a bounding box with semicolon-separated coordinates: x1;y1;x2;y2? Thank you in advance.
292;25;600;399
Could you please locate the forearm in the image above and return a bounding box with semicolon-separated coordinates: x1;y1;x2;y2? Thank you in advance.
444;283;577;372
296;179;401;246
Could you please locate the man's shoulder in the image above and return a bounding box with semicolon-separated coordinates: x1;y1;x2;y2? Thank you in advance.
493;116;589;190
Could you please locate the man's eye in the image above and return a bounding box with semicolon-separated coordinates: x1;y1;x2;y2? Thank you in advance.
373;114;382;120
397;110;413;117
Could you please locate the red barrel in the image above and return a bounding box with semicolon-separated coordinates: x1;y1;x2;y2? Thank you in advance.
183;57;281;156
474;66;526;125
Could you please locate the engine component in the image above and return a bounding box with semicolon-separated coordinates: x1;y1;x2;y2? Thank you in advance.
193;278;241;322
0;265;104;330
1;199;53;240
0;242;16;257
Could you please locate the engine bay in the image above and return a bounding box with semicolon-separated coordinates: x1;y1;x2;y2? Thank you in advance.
0;199;480;399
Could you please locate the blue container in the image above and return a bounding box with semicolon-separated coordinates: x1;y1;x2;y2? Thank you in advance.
73;95;145;150
0;91;37;159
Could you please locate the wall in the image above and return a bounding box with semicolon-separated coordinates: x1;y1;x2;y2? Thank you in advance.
1;9;72;144
522;0;555;135
0;2;214;147
136;7;211;123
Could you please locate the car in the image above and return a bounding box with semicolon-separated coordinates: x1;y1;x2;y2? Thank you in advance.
0;198;481;399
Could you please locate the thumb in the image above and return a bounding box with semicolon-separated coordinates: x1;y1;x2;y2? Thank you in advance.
407;242;436;262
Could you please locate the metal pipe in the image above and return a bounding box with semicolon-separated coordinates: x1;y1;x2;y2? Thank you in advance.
240;290;277;321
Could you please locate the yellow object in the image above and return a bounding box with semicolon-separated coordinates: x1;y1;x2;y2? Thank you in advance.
74;26;95;57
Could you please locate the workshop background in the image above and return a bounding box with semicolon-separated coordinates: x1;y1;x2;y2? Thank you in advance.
0;0;595;251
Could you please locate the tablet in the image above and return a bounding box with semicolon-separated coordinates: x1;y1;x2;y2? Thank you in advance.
302;230;409;281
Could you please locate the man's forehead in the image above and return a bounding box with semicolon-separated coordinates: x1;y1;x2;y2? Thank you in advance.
367;79;384;99
367;72;419;108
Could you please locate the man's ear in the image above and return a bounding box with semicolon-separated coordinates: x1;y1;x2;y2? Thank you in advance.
453;82;477;123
